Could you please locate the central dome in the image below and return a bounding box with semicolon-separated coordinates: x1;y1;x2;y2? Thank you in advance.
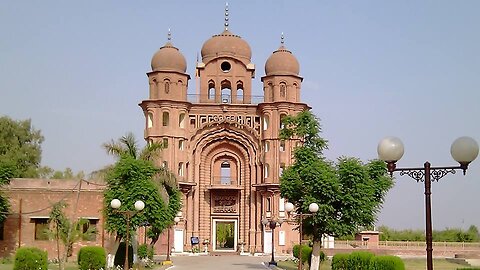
201;30;252;64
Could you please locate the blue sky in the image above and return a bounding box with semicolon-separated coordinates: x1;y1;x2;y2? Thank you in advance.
1;1;479;230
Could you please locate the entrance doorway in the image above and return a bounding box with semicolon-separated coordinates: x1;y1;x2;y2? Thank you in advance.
173;229;184;253
213;219;237;251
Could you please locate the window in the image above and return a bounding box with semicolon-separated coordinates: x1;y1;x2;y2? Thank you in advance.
162;138;168;148
279;198;285;212
178;139;184;150
268;83;274;101
280;141;285;152
264;141;270;153
179;113;185;128
33;218;49;240
81;218;98;241
264;164;269;179
221;61;231;72
147;112;153;128
162;161;168;168
221;80;232;103
280;83;286;98
237;82;244;103
208;81;215;99
220;161;231;185
266;197;271;212
263;115;269;131
280;114;287;129
162;112;169;126
279;163;285;176
178;162;184;177
164;79;170;93
279;231;286;246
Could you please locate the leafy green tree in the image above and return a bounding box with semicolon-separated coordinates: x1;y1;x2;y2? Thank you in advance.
0;116;44;178
103;156;181;255
47;201;96;270
279;111;393;270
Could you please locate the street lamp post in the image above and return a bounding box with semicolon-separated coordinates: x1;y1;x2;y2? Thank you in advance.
285;202;319;270
262;216;284;266
110;199;145;270
165;211;183;264
377;136;479;270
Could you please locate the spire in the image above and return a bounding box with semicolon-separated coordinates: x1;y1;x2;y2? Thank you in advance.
224;2;229;30
281;32;285;45
167;28;172;41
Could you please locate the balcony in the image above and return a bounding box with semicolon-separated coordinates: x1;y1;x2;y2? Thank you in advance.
187;94;264;105
207;177;242;190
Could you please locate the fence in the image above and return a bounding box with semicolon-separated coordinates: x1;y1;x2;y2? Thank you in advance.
335;240;480;251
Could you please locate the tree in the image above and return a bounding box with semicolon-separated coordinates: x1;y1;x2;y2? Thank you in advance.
0;116;44;178
47;201;96;270
279;111;393;270
102;133;181;262
103;156;181;257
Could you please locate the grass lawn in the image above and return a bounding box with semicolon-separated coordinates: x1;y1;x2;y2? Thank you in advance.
0;262;167;270
277;258;477;270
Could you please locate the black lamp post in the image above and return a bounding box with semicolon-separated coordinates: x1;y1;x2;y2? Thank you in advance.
377;136;479;270
262;216;284;266
110;199;145;270
285;202;319;270
165;211;183;264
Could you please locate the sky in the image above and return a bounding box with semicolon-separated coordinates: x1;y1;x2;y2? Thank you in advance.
1;1;479;230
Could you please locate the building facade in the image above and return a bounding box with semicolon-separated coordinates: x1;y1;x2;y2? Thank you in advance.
139;22;309;254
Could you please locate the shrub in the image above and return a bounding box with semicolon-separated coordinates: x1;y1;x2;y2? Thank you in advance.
331;253;349;270
14;247;48;270
114;242;133;268
347;251;374;270
293;244;312;265
138;244;154;260
370;255;405;270
77;246;106;270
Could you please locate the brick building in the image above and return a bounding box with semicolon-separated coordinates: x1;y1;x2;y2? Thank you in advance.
139;15;309;254
0;179;114;258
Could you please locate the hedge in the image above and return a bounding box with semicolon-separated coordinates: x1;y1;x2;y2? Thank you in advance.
78;246;106;270
369;255;405;270
14;247;48;270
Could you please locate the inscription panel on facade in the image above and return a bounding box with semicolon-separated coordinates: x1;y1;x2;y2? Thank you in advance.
212;195;238;214
189;114;261;135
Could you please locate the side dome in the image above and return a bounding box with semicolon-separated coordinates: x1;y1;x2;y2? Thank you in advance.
151;42;187;73
265;45;300;76
201;30;252;64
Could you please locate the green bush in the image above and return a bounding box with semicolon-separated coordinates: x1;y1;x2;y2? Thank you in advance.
347;251;374;270
77;246;106;270
14;247;48;270
369;255;405;270
293;244;312;265
138;244;154;260
114;242;133;268
331;253;349;270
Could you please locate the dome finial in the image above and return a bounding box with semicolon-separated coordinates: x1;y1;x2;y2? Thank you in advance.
167;28;172;41
224;2;229;30
281;32;285;45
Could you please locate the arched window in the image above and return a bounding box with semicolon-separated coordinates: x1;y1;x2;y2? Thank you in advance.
220;161;231;185
147;112;153;128
178;162;184;177
164;79;170;94
263;115;269;131
162;138;168;148
280;113;287;129
162;112;169;126
264;164;269;179
280;163;285;176
162;161;168;168
237;81;244;103
264;141;270;153
208;81;215;100
179;113;185;128
178;139;184;150
280;140;285;152
221;80;232;103
280;83;286;98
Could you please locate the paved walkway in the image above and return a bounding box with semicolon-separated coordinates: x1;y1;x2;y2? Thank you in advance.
160;254;283;270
